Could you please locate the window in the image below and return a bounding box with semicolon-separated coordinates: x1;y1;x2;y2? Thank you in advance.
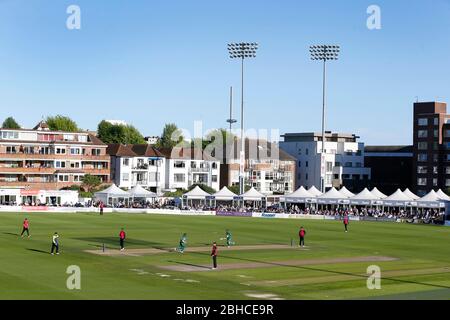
56;148;66;154
433;178;438;186
418;118;428;126
70;148;81;155
212;162;217;169
122;173;129;181
58;175;69;182
123;158;129;166
39;147;50;155
433;166;438;174
70;162;80;168
434;130;439;138
345;162;352;167
417;166;427;174
174;174;185;182
335;162;341;167
305;173;308;180
298;161;301;167
297;148;301;155
434;118;439;126
305;149;309;155
78;135;87;143
417;178;427;186
447;179;450;187
252;171;261;180
91;149;101;156
212;175;218;182
417;130;428;138
297;173;301;180
63;134;74;141
445;130;450;137
265;172;274;180
1;131;19;139
174;161;185;168
326;162;332;171
190;161;197;169
74;175;83;182
325;174;332;184
418;154;427;162
55;161;66;168
6;146;17;154
418;142;428;150
355;162;362;168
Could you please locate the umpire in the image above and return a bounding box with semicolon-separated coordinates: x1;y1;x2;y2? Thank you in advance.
211;242;218;270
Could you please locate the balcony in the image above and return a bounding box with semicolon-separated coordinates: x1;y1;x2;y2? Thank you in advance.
0;153;110;161
190;167;210;173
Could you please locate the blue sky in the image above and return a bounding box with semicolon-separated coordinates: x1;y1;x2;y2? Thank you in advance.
0;0;449;145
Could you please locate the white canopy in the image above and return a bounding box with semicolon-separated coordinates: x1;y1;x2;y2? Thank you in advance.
128;185;157;198
94;184;130;198
403;188;420;200
417;190;441;202
350;188;379;200
318;187;348;199
339;186;355;197
183;186;210;200
212;187;237;201
383;189;412;206
436;189;450;201
307;186;323;196
282;186;315;203
371;187;387;199
241;187;265;201
285;186;313;199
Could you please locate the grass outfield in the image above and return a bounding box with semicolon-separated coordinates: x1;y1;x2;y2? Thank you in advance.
0;212;449;300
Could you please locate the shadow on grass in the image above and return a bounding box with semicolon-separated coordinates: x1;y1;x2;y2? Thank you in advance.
167;260;211;270
26;248;49;254
74;237;165;248
3;232;19;236
187;251;450;290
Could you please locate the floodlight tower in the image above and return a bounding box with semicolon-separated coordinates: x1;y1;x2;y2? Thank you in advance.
309;45;340;193
228;42;258;195
226;86;237;133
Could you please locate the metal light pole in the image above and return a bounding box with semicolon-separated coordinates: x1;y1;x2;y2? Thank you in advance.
226;86;237;133
228;42;258;195
309;45;340;193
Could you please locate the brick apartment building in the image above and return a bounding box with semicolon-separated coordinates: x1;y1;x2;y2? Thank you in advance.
413;101;450;196
0;121;110;191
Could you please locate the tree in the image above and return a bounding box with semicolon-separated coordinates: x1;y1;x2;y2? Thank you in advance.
46;115;79;132
2;117;21;129
96;120;145;144
156;123;184;149
82;175;102;193
228;184;251;195
188;183;216;194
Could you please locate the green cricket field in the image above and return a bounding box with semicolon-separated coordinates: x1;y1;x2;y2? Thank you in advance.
0;212;449;300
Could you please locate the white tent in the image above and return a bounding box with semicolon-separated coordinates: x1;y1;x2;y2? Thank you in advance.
182;186;211;207
128;185;157;199
416;190;446;208
403;188;420;200
183;186;210;200
436;189;450;201
339;186;355;198
317;187;348;204
283;186;314;202
94;184;131;206
241;187;265;201
371;187;387;199
307;186;323;196
212;187;237;201
382;189;412;206
349;188;379;205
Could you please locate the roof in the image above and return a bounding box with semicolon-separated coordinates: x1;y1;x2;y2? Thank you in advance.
94;184;130;197
339;186;355;197
159;147;218;161
107;144;137;157
130;144;164;158
183;186;210;199
32;120;50;131
364;145;413;153
307;186;323;196
128;185;157;198
383;189;412;201
435;189;450;201
241;187;265;200
403;188;420;200
417;190;441;202
370;187;387;199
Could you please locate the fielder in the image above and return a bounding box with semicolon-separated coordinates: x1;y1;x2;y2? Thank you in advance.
225;229;235;248
21;218;30;238
177;233;187;253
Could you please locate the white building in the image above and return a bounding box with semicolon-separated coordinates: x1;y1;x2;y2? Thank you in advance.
280;132;371;192
108;144;166;194
159;147;220;192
